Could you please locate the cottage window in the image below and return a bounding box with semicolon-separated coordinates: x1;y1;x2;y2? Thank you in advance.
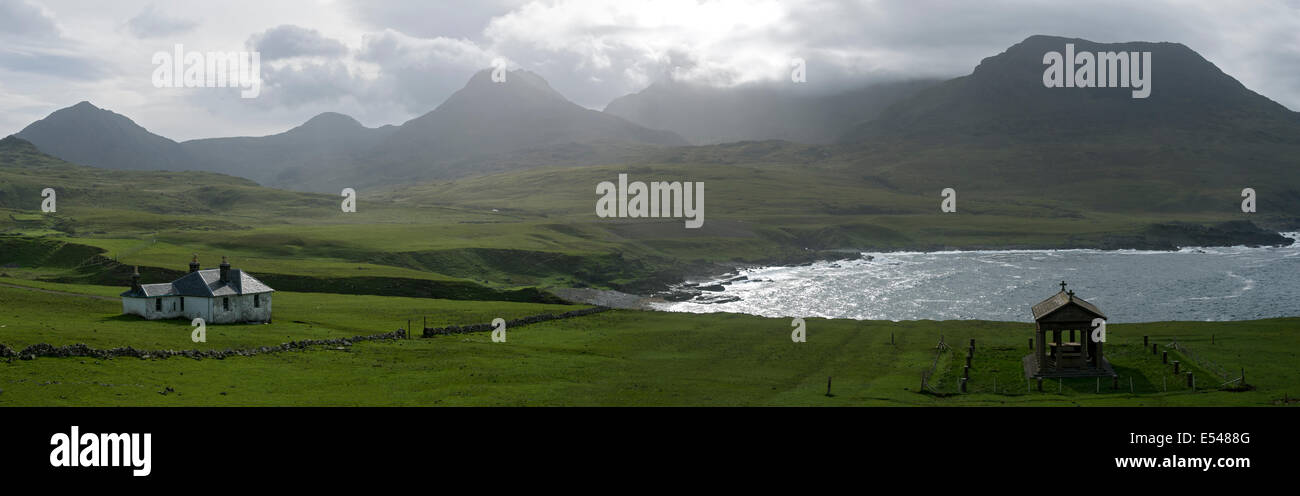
254;294;260;308
155;299;161;311
223;297;230;311
180;297;185;311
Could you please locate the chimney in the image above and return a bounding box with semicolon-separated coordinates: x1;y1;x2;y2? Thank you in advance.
219;256;230;283
130;266;142;293
189;253;200;273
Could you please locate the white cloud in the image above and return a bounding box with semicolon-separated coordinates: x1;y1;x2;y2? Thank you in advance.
125;4;198;38
0;0;60;39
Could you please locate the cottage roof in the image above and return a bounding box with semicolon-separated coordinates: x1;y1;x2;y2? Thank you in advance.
120;268;274;298
1031;290;1106;321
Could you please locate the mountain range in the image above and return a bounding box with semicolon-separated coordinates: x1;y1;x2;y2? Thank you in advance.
14;69;695;192
9;35;1300;210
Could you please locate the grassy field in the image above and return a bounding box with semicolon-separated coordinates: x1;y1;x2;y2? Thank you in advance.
0;277;583;350
3;135;1296;407
0;280;1294;406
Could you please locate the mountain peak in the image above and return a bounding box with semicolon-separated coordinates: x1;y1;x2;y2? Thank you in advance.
844;35;1300;143
295;112;365;131
15;101;190;171
459;67;568;102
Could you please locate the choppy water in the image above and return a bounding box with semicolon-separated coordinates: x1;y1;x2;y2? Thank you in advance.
655;233;1300;323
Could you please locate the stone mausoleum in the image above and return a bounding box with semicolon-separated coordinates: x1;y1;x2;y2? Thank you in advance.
1024;281;1114;378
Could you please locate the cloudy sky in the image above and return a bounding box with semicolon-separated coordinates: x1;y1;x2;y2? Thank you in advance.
2;0;1298;141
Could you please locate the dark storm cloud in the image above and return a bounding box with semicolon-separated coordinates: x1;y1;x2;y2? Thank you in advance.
249;25;349;61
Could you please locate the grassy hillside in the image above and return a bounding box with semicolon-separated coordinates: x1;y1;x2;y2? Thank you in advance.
5;129;1293;297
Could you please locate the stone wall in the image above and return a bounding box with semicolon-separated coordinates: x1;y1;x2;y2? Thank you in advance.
1;306;611;362
0;329;406;362
421;306;610;337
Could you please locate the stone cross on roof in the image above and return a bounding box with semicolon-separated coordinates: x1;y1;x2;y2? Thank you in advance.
1059;280;1067;292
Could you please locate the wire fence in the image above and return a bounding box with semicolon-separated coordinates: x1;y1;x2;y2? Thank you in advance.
919;335;950;394
1170;339;1245;388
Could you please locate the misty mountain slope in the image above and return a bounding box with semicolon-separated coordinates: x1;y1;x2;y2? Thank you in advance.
828;35;1300;214
368;69;688;168
15;101;194;172
181;112;397;188
604;79;939;145
280;69;691;192
12;69;690;193
844;35;1300;143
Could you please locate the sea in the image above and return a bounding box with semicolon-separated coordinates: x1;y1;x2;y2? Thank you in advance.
654;233;1300;323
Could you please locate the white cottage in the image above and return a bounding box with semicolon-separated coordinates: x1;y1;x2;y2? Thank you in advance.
121;255;274;324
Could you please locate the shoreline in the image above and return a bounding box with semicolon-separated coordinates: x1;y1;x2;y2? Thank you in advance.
566;230;1300;315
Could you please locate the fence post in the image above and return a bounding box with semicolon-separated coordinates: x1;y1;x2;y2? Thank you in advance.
1162;351;1168;364
1144;335;1149;347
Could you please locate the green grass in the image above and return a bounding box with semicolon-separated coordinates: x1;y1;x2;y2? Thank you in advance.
0;280;1294;406
7;138;1289;295
0;278;586;350
2;135;1296;407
